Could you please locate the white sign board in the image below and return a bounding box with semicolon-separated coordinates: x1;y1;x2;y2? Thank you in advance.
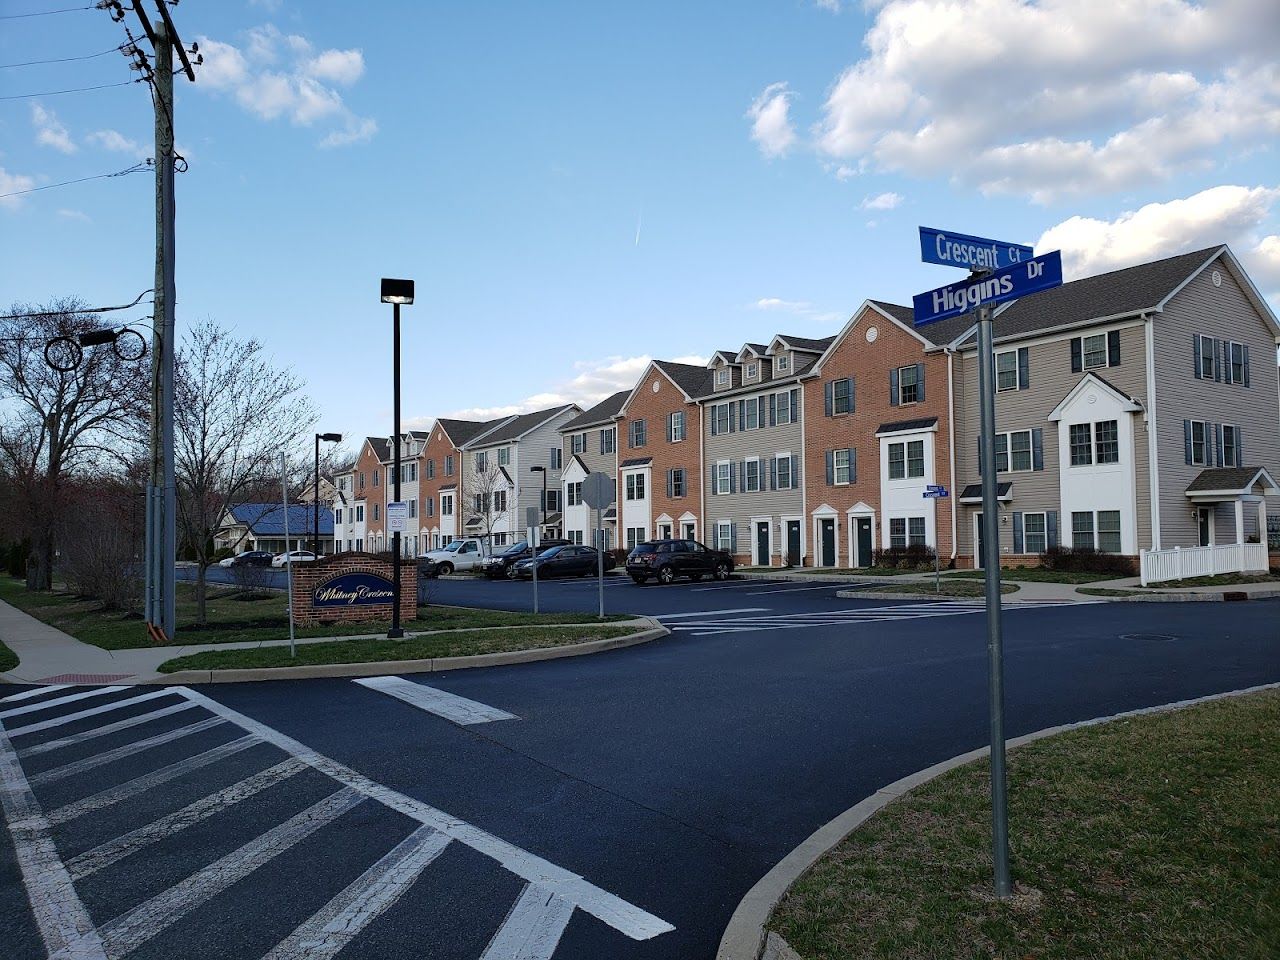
386;501;408;534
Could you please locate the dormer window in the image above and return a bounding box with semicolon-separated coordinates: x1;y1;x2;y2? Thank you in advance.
775;356;789;372
747;362;759;378
716;368;729;385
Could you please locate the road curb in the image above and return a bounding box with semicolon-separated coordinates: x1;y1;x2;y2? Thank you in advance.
147;619;669;684
1096;587;1280;602
833;587;1024;601
715;681;1280;960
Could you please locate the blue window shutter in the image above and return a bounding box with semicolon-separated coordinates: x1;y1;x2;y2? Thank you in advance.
1013;512;1024;554
791;455;799;487
768;457;776;490
1107;330;1120;366
889;367;899;406
848;377;856;413
1235;426;1243;466
1192;334;1201;378
1017;347;1029;389
1183;419;1192;464
1047;511;1058;549
825;449;834;484
728;403;736;433
738;400;746;430
1215;423;1224;467
850;448;857;484
1070;338;1082;373
1032;428;1044;470
824;381;833;416
916;363;926;402
1243;344;1250;386
769;394;777;426
1213;339;1222;381
729;461;737;494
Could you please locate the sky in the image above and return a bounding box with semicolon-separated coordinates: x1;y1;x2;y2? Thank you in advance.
2;0;1278;459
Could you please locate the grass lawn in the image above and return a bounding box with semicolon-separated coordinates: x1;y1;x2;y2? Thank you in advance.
0;639;17;672
1138;572;1280;589
770;689;1280;960
1076;586;1154;597
0;577;631;649
860;580;1019;597
947;568;1120;584
157;624;639;672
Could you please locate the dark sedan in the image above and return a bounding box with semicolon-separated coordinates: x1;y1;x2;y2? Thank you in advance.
226;550;273;568
479;538;571;579
511;545;616;579
626;539;734;585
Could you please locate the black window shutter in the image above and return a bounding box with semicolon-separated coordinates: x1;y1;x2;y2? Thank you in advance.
1243;344;1251;386
1235;426;1243;466
916;363;926;402
1192;334;1201;379
790;389;799;422
791;454;799;485
737;400;746;430
889;367;900;406
824;381;833;416
1017;347;1029;389
768;457;776;490
1183;419;1192;464
1013;512;1024;554
1047;511;1058;549
1032;428;1044;470
825;449;834;484
666;469;673;498
728;403;737;433
665;414;673;442
1107;330;1120;366
1070;338;1082;373
769;394;777;426
1213;339;1222;382
848;377;856;413
849;448;857;484
729;461;737;494
1214;423;1224;467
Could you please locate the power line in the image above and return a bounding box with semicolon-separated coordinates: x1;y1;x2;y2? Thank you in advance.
0;5;91;19
0;290;153;321
0;41;128;69
0;160;151;199
0;78;138;100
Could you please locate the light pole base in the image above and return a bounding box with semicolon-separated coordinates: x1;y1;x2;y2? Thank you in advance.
386;627;405;639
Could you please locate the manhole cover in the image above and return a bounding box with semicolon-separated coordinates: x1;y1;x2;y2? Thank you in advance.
1119;633;1176;643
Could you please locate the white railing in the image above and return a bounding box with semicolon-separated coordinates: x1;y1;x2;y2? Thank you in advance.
1139;543;1269;586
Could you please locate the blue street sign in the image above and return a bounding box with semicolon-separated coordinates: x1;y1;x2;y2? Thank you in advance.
926;484;947;494
919;226;1033;272
922;488;949;499
913;251;1062;327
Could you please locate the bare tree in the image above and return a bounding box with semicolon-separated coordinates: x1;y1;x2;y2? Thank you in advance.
463;460;511;551
174;318;316;624
0;298;147;590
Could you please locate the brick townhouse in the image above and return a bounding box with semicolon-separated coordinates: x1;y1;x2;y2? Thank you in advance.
801;302;955;567
352;436;389;552
418;416;509;551
559;391;626;548
616;360;711;549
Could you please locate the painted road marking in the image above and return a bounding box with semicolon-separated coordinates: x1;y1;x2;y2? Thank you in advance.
180;687;674;941
0;719;108;960
353;676;518;725
0;683;72;703
262;824;452;960
45;734;259;826
654;607;769;620
66;757;310;881
746;584;859;595
669;600;1092;635
0;685;127;720
29;716;227;786
17;700;202;759
4;689;177;738
481;882;576;960
86;788;365;960
690;580;787;591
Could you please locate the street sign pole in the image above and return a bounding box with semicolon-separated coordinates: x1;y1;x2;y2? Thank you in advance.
596;508;605;620
976;299;1012;898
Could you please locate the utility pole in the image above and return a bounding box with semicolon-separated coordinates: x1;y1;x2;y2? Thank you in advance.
110;1;197;643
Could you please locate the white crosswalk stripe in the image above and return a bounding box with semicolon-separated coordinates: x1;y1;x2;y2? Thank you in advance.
0;686;127;720
0;683;72;704
29;717;227;786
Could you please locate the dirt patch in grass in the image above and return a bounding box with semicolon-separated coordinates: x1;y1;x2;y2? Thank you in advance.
770;689;1280;960
158;624;639;672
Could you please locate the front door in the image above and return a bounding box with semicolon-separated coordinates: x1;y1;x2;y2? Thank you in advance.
1197;508;1212;547
756;522;770;567
786;521;801;566
856;518;873;567
659;523;672;540
682;522;696;540
819;518;836;566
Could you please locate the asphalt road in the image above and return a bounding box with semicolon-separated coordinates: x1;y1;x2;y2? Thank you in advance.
2;575;1277;960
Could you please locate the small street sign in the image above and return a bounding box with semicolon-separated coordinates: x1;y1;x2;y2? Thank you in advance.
386;501;407;533
923;486;949;499
913;250;1062;327
919;226;1033;271
582;472;615;510
525;505;540;529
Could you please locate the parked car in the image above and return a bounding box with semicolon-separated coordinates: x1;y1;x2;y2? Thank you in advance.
221;550;273;568
271;550;317;567
480;539;570;579
626;539;733;585
417;538;491;576
511;545;616;580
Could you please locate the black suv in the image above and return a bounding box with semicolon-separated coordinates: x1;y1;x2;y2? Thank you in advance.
479;538;571;579
626;539;734;585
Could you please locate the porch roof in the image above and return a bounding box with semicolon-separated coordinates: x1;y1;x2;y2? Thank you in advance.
1185;466;1280;498
959;482;1012;504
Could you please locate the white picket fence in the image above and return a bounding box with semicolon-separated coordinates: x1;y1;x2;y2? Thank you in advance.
1139;542;1269;586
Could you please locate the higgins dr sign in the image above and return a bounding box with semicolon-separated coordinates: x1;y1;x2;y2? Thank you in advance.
313;572;396;607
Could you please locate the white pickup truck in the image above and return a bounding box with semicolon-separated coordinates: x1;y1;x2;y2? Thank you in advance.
417;538;490;575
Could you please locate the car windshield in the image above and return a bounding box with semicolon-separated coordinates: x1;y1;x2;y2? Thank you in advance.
443;542;465;553
536;546;562;558
631;543;656;555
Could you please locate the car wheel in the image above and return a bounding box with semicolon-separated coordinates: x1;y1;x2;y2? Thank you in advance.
657;566;675;585
437;562;454;576
505;566;519;580
714;562;730;581
631;575;646;585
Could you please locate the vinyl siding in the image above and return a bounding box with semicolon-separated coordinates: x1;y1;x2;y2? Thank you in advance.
561;428;618;487
1152;254;1280;548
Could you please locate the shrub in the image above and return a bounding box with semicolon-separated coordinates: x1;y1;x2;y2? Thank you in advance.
5;539;29;579
1040;545;1134;576
872;544;938;570
212;546;234;563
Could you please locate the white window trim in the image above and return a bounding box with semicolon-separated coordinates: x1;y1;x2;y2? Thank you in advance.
714;460;731;495
995;349;1020;392
1081;332;1109;370
994;429;1035;474
774;452;794;490
1021;511;1047;554
1189;419;1208;466
716;520;733;552
744;456;761;492
833;448;851;485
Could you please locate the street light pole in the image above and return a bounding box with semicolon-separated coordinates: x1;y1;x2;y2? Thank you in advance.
380;279;414;640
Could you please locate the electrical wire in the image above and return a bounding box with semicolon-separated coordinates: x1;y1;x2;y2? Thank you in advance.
0;42;129;69
0;5;92;19
0;78;138;100
0;160;151;199
0;291;153;322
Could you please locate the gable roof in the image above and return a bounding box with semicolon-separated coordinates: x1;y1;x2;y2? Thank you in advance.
1047;372;1142;421
227;503;334;536
465;404;579;447
562;390;628;431
1185;466;1280;495
775;333;836;353
365;436;390;461
435;418;496;448
653;359;715;399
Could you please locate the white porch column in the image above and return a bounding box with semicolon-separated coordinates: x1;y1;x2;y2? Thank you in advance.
1257;498;1268;545
1234;499;1245;545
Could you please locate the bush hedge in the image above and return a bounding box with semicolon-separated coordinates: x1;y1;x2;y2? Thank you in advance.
1040;545;1135;576
872;544;938;570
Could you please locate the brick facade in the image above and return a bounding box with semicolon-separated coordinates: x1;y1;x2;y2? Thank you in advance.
417;424;464;550
288;553;416;627
354;439;386;550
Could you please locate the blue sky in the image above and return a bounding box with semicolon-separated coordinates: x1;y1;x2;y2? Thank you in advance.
3;0;1277;453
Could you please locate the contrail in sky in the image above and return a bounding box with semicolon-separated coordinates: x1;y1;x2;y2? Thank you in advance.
635;208;642;247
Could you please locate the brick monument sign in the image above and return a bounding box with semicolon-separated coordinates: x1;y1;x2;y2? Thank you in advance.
288;553;417;627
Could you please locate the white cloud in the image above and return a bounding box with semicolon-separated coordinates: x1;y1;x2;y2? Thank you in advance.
806;0;1280;202
1037;184;1279;280
860;191;902;211
747;82;797;159
815;0;842;11
56;208;90;222
87;129;147;157
1252;234;1280;293
196;26;374;147
755;297;812;312
0;167;37;210
32;104;75;154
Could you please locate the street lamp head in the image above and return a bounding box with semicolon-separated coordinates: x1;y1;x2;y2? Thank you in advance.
530;465;545;473
318;432;342;442
380;278;414;305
